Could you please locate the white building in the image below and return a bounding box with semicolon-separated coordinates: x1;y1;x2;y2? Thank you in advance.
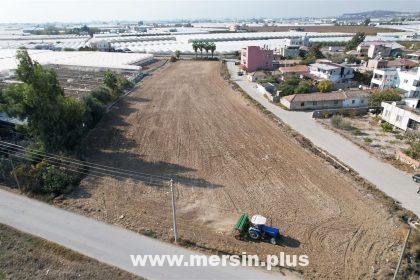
309;62;354;83
371;67;420;98
370;68;398;89
381;100;420;131
90;40;111;52
397;68;420;98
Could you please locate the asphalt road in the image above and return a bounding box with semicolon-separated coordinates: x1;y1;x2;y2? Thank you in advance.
0;189;292;280
227;61;420;217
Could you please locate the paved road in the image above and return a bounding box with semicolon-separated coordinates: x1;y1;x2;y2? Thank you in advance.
0;189;292;280
227;61;420;217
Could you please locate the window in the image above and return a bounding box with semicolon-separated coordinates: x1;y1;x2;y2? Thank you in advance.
396;115;402;122
313;101;317;106
301;102;305;107
334;100;339;104
361;100;364;104
352;100;355;104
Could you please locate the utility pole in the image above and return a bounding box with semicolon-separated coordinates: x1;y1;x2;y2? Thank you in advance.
393;219;418;280
170;179;178;243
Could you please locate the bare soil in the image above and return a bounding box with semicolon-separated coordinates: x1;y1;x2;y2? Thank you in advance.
58;61;404;279
0;224;141;280
317;115;416;173
246;25;401;35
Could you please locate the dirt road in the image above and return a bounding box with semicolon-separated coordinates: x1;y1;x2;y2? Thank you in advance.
60;61;402;279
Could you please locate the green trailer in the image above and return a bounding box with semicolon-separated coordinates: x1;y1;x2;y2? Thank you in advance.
233;214;250;240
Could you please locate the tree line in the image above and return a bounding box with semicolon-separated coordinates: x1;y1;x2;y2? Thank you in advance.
0;48;133;196
192;41;217;58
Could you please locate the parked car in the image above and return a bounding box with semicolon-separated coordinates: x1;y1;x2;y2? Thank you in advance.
413;174;420;183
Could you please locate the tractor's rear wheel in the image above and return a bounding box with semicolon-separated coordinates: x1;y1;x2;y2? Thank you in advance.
248;228;260;240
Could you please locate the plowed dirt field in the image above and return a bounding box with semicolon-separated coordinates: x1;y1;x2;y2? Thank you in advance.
59;61;403;279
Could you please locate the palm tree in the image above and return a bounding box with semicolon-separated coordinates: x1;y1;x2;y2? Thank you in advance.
204;42;210;58
192;41;199;58
208;42;216;58
198;41;204;58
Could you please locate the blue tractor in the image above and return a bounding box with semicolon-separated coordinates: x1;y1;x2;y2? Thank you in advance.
234;214;280;245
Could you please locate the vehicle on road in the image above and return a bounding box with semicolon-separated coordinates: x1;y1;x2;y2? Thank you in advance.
413;174;420;183
234;214;280;245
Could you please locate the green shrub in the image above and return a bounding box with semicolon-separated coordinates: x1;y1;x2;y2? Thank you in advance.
82;95;106;129
91;86;113;104
364;137;373;143
331;115;354;131
352;129;362;136
380;122;393;132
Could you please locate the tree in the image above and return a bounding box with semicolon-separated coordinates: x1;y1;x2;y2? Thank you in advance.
368;89;402;106
345;32;366;51
198;41;204;58
208;42;216;58
363;18;371;26
308;43;324;59
192;41;199;58
204;42;210;58
175;50;181;59
103;70;118;92
295;81;312;94
317;80;334;92
353;71;373;85
1;48;85;152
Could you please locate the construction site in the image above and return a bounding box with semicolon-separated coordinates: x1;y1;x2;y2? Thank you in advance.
53;60;409;279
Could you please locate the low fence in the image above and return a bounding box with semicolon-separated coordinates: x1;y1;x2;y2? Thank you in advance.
312;107;381;118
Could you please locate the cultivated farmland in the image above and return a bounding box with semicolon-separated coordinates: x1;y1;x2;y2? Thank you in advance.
60;61;403;279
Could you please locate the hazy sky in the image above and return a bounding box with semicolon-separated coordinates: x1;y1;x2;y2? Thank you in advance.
1;0;419;23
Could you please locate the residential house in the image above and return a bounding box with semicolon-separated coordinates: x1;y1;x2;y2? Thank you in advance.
278;65;309;80
241;46;273;72
371;67;420;98
357;41;405;58
406;51;420;62
370;68;399;89
247;71;268;82
309;62;354;83
280;90;369;110
366;58;389;71
397;67;420;98
381;100;420;131
387;58;418;70
367;58;418;71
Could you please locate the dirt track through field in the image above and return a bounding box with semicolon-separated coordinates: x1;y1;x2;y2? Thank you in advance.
61;61;402;279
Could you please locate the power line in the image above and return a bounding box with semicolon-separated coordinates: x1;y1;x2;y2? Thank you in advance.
0;141;171;182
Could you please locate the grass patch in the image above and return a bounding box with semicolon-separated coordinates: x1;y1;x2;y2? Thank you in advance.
331;115;355;131
352;129;362;136
142;229;157;238
364;137;373;143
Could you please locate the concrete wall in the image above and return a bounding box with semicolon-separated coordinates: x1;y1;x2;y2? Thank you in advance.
343;97;368;108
